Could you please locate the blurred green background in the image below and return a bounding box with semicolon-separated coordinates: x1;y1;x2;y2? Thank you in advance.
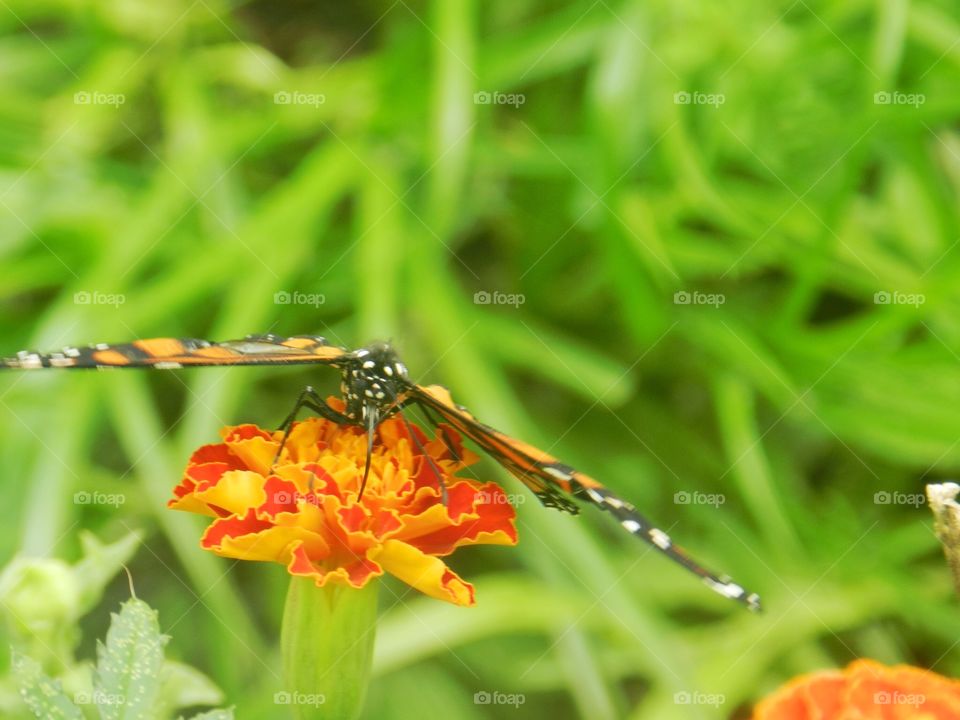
2;0;960;718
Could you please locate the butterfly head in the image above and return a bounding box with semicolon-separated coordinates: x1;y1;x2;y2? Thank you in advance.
341;342;409;423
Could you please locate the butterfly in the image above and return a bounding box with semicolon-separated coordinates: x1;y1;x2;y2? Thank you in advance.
1;333;761;611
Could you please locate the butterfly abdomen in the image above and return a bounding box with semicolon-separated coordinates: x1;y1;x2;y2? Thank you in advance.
0;340;211;370
571;480;761;612
0;336;343;371
2;347;92;369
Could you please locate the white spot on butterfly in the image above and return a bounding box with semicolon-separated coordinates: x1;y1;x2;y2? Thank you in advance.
649;529;671;549
585;487;605;504
154;362;182;369
622;519;642;533
603;495;626;509
704;578;745;599
19;354;42;369
544;465;573;481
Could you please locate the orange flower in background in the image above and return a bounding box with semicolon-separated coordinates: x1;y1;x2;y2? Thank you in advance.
169;399;518;606
754;659;960;719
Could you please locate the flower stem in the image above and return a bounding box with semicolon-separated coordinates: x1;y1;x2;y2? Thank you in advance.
281;577;379;720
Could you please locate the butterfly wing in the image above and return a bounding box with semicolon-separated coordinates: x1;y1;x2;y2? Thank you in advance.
406;384;580;513
0;334;347;370
408;383;761;611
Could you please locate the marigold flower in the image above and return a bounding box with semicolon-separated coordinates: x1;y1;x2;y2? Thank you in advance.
169;399;518;606
753;658;960;719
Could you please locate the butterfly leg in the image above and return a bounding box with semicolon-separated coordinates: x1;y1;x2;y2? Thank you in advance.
417;405;462;463
373;393;450;504
272;386;351;469
388;396;461;464
381;396;452;506
393;409;449;506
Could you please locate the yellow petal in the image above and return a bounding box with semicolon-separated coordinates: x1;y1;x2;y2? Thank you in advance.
193;470;268;515
203;520;330;564
227;435;277;475
372;539;475;606
167;493;217;516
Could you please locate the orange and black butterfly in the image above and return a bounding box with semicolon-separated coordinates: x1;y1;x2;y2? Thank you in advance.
1;334;761;611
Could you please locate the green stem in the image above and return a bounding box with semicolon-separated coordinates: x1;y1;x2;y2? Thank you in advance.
280;577;379;720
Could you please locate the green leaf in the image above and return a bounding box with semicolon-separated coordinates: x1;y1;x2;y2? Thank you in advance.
156;661;225;718
475;315;636;404
93;598;167;720
11;651;82;720
73;531;142;617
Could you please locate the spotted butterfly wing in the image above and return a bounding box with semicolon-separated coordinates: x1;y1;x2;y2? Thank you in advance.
1;333;759;611
407;383;761;612
0;334;347;370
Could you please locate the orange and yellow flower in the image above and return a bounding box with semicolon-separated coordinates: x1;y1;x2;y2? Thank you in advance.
169;400;518;606
754;658;960;719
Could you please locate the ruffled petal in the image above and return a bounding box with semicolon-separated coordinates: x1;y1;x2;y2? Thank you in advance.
202;509;330;563
372;539;475;606
221;424;278;475
188;442;245;469
193;470;269;516
403;482;518;555
171;412;518;605
753;659;960;719
287;542;383;589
